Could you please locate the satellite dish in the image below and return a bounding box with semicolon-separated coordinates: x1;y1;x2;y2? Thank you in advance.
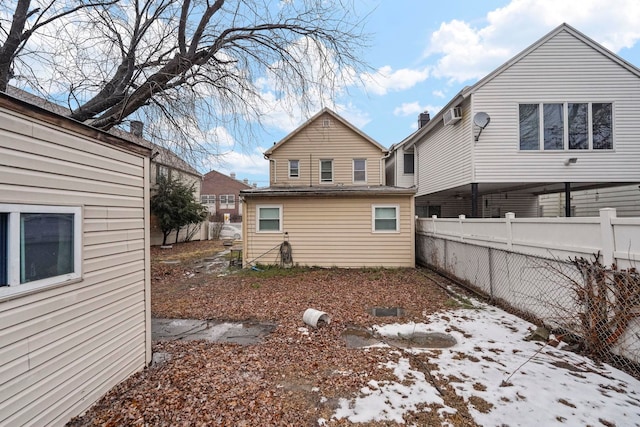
473;112;491;129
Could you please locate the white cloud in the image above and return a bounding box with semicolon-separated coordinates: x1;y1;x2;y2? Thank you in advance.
202;145;270;186
432;90;445;98
426;0;640;83
393;102;442;118
361;65;430;96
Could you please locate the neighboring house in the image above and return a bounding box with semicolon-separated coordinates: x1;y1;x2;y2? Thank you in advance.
393;23;640;218
6;86;205;243
121;122;205;245
201;170;253;221
241;108;415;268
0;92;152;425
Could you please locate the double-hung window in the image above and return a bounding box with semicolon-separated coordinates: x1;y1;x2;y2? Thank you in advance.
372;205;399;232
320;159;333;183
519;102;613;151
257;205;282;232
353;159;366;183
289;160;300;178
1;204;82;294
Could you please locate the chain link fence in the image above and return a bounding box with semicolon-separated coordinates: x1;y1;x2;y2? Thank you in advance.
417;234;640;379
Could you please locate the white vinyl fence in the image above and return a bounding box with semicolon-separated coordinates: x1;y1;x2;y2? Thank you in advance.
416;208;640;377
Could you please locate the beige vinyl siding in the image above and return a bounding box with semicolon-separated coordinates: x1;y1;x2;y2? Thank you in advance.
415;105;473;196
539;184;640;217
471;29;640;183
244;195;414;268
0;105;149;425
269;112;384;186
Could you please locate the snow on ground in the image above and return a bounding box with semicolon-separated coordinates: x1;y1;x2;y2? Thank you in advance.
330;301;640;426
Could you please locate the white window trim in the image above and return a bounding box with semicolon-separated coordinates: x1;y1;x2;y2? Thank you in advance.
289;160;300;179
256;204;283;233
371;204;400;233
352;159;367;183
0;204;83;298
319;159;334;184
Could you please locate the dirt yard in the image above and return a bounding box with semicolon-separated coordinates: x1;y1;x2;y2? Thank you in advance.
68;240;481;426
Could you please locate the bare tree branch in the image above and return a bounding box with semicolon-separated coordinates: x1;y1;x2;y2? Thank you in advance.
0;0;118;91
2;0;372;162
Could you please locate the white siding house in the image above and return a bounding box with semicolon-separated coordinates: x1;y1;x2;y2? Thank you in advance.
0;93;152;425
401;23;640;218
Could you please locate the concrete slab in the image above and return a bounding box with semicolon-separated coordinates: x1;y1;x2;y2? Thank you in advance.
152;318;276;345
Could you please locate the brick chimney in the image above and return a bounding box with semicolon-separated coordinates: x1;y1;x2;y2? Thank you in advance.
418;111;430;128
130;120;144;137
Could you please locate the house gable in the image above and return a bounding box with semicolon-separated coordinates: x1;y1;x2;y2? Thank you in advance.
265;109;387;186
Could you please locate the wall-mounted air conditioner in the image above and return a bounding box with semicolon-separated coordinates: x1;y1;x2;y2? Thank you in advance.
442;107;462;126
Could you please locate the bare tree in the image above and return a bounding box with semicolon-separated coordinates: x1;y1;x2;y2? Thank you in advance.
1;0;371;161
0;0;118;92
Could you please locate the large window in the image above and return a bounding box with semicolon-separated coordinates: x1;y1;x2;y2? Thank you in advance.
1;204;82;294
353;159;366;183
257;205;282;232
201;194;216;204
219;194;235;209
372;205;399;232
519;102;613;150
289;160;300;178
403;153;414;174
320;159;333;183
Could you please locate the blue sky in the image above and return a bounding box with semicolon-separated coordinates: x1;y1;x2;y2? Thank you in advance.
202;0;640;186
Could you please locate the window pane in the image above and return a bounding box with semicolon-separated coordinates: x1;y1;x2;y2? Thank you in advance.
403;153;414;174
374;207;397;231
353;159;366;182
519;104;539;150
260;207;280;219
20;213;74;283
593;103;612;149
0;214;7;286
321;160;332;182
568;103;588;150
543;103;564;150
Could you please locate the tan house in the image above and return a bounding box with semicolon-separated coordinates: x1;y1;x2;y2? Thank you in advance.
0;92;152;425
241;108;415;268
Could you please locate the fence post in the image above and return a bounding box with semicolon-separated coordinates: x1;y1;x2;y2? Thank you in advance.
431;214;438;235
458;214;465;241
488;247;494;301
505;212;515;249
599;208;617;268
